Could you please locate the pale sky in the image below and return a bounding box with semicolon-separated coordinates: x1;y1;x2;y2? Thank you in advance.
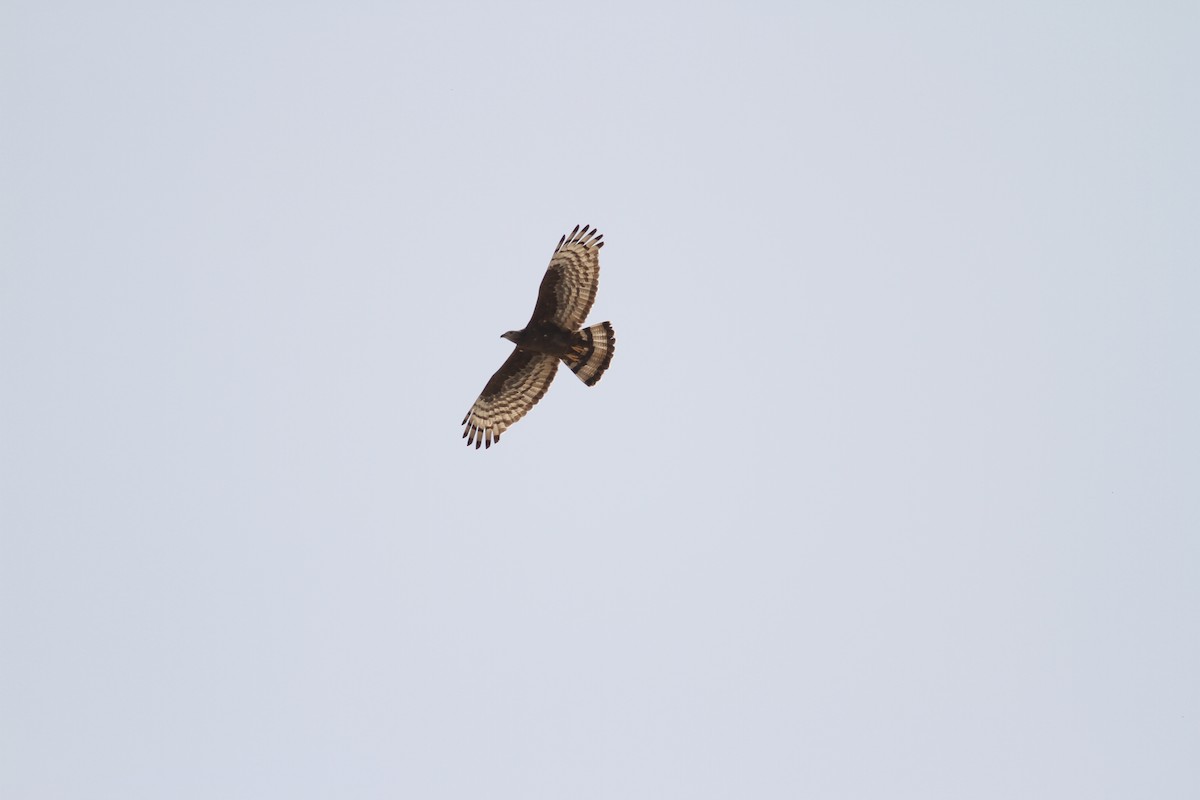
2;2;1198;798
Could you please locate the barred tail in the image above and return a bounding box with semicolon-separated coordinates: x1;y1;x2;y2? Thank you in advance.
562;322;615;386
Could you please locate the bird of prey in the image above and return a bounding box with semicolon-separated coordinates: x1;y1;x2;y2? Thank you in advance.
461;225;615;448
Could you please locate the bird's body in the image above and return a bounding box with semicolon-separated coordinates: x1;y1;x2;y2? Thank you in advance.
462;225;615;448
501;323;579;357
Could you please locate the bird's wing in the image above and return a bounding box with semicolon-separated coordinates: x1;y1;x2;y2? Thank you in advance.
527;225;604;331
462;349;559;448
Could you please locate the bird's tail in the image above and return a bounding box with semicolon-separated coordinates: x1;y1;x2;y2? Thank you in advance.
561;322;615;386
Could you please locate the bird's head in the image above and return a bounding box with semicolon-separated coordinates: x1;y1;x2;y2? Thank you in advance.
501;330;520;343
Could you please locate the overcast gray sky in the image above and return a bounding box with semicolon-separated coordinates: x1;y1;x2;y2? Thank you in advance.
2;2;1198;798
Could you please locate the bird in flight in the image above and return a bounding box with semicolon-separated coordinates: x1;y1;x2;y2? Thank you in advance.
462;225;615;449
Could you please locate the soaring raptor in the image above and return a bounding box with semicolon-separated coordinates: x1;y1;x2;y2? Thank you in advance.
462;225;615;448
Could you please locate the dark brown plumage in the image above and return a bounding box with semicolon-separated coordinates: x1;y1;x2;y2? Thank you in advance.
462;225;616;449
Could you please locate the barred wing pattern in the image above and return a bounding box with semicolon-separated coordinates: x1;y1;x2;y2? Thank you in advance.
528;224;604;331
461;349;559;449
